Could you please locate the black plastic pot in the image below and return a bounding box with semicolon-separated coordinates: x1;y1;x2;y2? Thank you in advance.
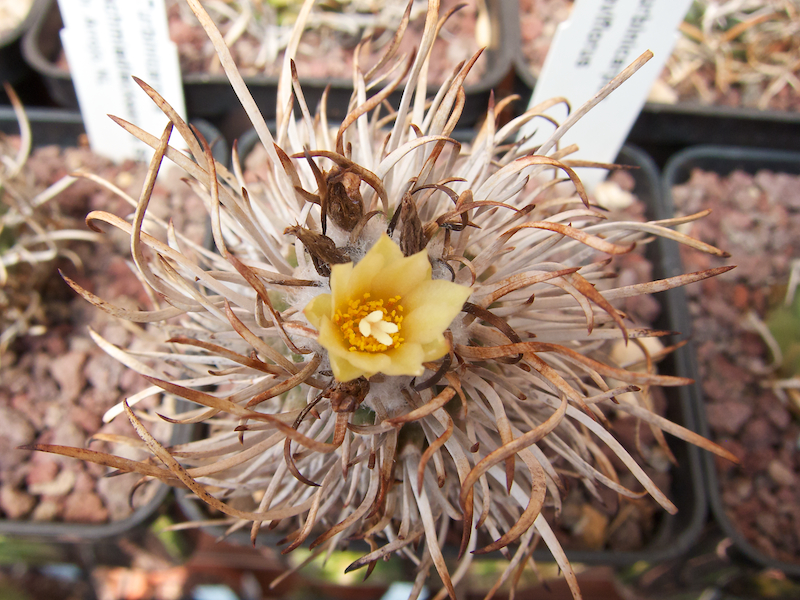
23;0;516;127
0;0;47;87
513;54;800;154
629;103;800;154
662;145;800;578
526;144;709;565
177;144;708;567
0;108;221;540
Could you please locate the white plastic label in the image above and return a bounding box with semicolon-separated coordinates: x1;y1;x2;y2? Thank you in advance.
519;0;692;189
58;0;186;162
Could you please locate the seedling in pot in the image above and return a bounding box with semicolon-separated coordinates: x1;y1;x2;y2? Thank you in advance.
661;0;800;110
169;0;487;82
0;85;94;352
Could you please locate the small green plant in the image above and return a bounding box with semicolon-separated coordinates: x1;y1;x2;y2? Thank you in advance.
768;287;800;378
765;261;800;414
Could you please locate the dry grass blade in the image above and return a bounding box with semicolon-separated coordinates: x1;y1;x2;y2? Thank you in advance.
417;414;453;491
505;221;634;255
409;451;455;600
458;343;692;387
533;514;582;600
310;469;381;549
616;402;740;462
564;271;628;338
245;356;321;409
478;267;580;307
345;526;426;573
166;336;283;375
387;387;456;425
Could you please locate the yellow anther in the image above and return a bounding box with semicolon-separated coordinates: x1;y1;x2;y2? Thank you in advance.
335;296;404;353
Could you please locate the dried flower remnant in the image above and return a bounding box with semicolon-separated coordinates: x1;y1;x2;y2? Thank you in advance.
28;0;738;598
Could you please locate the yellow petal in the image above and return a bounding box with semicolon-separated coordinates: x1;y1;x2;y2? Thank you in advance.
304;293;333;329
305;235;471;382
345;235;402;301
382;342;426;376
369;247;432;300
421;336;450;362
366;234;405;264
330;261;354;313
329;353;370;382
317;315;352;356
342;350;392;375
402;280;472;345
319;317;391;374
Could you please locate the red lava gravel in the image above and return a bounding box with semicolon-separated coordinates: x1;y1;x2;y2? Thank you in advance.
672;166;800;566
0;142;206;525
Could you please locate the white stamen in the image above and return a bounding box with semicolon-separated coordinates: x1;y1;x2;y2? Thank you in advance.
365;310;384;323
372;329;394;346
358;318;372;337
380;321;399;334
358;310;398;346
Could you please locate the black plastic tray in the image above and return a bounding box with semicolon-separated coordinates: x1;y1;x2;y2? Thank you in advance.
663;145;800;578
23;0;516;127
0;109;218;540
513;54;800;153
177;144;708;566
629;103;800;153
0;106;84;142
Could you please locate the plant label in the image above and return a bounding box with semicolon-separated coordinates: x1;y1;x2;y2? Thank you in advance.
519;0;692;189
58;0;186;162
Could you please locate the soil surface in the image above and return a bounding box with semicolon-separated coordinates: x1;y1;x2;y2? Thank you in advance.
0;141;205;524
53;0;487;87
672;167;800;566
518;0;572;80
167;0;486;85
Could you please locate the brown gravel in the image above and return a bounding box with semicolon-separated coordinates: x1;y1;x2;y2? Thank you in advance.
168;0;485;85
672;166;800;566
0;142;205;524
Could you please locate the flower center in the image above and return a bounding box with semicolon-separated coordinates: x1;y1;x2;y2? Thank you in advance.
334;293;404;353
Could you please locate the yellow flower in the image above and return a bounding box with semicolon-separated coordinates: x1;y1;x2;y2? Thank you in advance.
304;235;472;382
